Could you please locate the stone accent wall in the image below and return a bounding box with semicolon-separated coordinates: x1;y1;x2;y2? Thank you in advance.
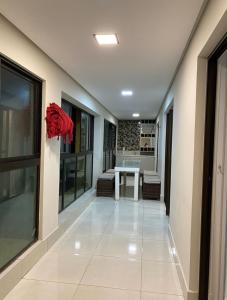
117;120;141;151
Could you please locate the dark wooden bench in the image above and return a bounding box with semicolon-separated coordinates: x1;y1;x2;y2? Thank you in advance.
96;173;115;197
142;172;161;200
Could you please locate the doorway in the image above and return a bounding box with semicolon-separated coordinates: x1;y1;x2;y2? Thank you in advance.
164;108;173;216
199;36;227;300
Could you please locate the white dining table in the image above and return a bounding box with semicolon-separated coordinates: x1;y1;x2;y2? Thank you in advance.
114;160;141;201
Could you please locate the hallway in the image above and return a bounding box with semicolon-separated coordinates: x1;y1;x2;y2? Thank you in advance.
4;197;183;300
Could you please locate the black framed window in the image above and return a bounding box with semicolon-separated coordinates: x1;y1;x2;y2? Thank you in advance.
59;99;94;213
103;120;116;172
0;56;41;272
60;101;74;154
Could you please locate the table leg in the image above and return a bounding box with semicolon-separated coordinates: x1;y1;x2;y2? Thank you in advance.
134;171;139;201
115;171;120;200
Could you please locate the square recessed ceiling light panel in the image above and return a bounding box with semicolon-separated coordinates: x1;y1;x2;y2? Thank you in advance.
121;90;133;96
94;34;119;45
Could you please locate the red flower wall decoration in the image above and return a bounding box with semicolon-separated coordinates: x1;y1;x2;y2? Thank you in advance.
46;103;74;144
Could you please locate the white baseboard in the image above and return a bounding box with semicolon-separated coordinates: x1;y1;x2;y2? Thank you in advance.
0;189;96;300
168;225;199;300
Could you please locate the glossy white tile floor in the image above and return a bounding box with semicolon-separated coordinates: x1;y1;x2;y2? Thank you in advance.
4;197;184;300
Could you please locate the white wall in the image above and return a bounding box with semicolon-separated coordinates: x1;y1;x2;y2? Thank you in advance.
0;14;117;240
157;0;227;297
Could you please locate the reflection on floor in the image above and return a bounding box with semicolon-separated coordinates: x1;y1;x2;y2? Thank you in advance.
120;175;143;199
4;197;184;300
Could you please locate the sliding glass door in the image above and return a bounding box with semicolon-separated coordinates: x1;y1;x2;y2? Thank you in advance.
59;100;94;213
0;57;41;271
76;154;85;198
103;120;116;172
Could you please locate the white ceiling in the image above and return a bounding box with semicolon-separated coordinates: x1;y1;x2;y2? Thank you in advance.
0;0;205;119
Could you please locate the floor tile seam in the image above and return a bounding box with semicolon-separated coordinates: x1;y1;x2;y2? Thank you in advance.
141;258;179;265
143;214;167;218
142;227;169;231
143;219;168;223
87;254;142;263
97;220;115;238
141;257;175;264
143;239;171;248
143;224;169;230
69;220;110;231
61;198;97;236
88;253;142;261
77;221;112;287
23;277;79;285
56;233;103;242
75;254;95;288
48;248;99;257
76;283;142;293
142;225;169;229
99;234;143;241
96;235;142;251
98;234;143;240
141;290;184;297
140;202;145;294
142;237;169;242
22;278;78;286
108;218;144;223
70;280;81;299
75;282;141;292
141;237;172;249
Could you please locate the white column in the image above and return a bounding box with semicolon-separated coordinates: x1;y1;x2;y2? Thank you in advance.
115;171;120;200
134;171;139;201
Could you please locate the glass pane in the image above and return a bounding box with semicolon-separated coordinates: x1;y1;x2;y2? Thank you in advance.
81;113;86;152
105;151;110;170
86;153;93;190
60;102;72;153
112;148;116;169
0;166;37;270
86;115;90;151
103;121;108;150
80;113;91;152
76;155;85;198
63;158;76;208
0;66;35;158
59;160;63;212
111;124;116;149
75;110;81;153
103;151;106;172
109;151;113;170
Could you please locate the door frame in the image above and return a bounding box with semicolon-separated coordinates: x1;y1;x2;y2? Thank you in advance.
164;104;173;216
199;34;227;300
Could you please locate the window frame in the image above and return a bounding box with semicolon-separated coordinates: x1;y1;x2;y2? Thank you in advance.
0;55;42;272
103;119;116;172
59;99;94;213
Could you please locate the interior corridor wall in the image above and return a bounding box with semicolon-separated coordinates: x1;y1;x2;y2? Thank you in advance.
0;14;117;240
157;0;227;298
